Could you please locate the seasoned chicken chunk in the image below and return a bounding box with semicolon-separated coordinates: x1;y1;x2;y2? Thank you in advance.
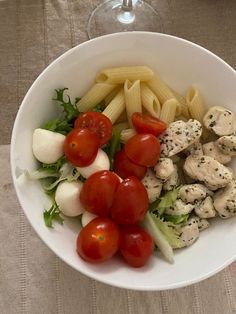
141;169;162;203
165;199;195;215
203;106;236;136
178;184;211;203
154;158;174;181
159;119;202;157
192;216;210;231
184;140;203;157
178;217;199;247
202;141;231;164
213;179;236;218
216;135;236;156
184;155;233;190
195;196;217;218
163;165;179;191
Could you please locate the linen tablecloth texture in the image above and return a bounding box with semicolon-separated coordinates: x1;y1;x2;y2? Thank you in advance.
0;0;236;313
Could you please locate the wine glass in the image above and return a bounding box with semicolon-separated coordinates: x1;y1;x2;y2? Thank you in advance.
87;0;163;39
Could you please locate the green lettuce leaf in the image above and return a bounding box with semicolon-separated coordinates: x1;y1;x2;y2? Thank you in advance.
149;186;181;216
163;214;189;225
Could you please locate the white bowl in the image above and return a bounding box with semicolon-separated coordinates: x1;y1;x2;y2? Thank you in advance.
11;32;236;291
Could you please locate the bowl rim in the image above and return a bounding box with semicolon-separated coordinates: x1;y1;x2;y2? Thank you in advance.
10;31;236;291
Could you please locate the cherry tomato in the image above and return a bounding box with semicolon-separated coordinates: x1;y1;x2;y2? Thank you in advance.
80;170;120;217
114;149;147;180
125;134;160;167
120;226;154;267
76;217;120;263
132;112;167;136
74;112;112;146
64;128;99;167
111;176;148;225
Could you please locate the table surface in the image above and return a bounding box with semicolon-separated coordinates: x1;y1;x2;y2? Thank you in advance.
0;0;236;313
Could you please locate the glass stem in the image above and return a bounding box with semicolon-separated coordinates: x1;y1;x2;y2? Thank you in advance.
122;0;133;12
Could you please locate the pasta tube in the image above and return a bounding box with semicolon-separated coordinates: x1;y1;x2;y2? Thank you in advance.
140;83;161;118
102;89;125;124
124;80;142;127
96;66;154;84
77;83;116;112
160;98;177;124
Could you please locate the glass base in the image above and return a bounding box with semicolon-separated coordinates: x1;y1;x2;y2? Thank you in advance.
87;0;163;39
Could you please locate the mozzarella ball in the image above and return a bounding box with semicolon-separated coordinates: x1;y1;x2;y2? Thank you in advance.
81;211;98;227
55;181;85;217
76;149;110;178
32;128;65;164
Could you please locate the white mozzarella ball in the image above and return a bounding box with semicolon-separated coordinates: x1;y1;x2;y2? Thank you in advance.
55;181;85;217
77;149;110;178
32;128;65;164
81;211;98;227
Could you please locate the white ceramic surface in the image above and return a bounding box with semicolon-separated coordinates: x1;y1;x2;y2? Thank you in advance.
11;32;236;291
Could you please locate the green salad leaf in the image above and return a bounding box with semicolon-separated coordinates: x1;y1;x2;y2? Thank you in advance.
43;204;64;228
149;186;181;216
103;128;122;169
163;214;189;225
43;88;80;135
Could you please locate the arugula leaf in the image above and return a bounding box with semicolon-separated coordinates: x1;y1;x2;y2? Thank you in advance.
43;204;64;228
104;129;122;169
92;103;106;113
43;88;80;135
149;186;181;216
163;214;189;225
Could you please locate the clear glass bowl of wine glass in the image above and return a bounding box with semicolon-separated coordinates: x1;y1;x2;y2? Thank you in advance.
87;0;163;39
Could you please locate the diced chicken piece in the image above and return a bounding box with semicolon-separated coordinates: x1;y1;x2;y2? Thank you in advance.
194;196;217;218
159;119;202;157
178;183;212;203
213;179;236;218
184;155;233;190
192;216;210;231
184;140;203;157
202;141;231;164
163;165;179;191
178;217;199;247
154;158;174;182
165;199;195;215
203;106;236;136
216;135;236;156
141;169;162;203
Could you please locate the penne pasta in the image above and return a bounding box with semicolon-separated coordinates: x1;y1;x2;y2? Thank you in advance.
140;83;161;118
113;122;130;133
186;87;206;124
96;66;154;84
170;87;190;118
104;85;122;106
120;128;137;144
77;83;116;112
160;98;177;124
124;80;142;127
147;74;182;116
102;89;125;124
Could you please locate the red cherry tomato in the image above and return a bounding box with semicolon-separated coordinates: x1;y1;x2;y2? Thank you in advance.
64;128;99;167
120;226;154;267
111;176;148;225
80;170;120;217
132;112;167;136
125;134;160;167
77;218;120;263
74;112;113;146
114;149;147;180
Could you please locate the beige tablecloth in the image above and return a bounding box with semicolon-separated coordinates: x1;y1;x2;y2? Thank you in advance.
0;0;236;313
